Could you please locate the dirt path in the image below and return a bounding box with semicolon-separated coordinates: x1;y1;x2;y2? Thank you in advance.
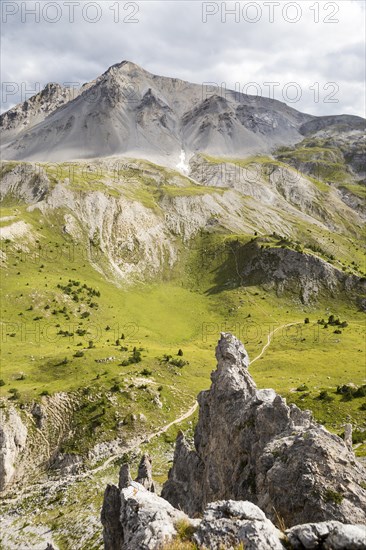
85;401;199;477
250;322;299;365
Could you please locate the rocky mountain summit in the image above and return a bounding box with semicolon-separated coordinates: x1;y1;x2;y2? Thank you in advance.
1;60;364;162
102;333;366;549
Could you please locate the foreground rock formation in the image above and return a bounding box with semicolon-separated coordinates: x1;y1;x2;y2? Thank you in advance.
162;333;366;526
101;333;366;549
103;484;366;550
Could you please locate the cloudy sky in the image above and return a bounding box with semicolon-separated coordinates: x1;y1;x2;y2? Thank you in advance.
1;0;365;116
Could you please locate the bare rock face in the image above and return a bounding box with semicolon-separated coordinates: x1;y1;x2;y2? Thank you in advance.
0;406;27;491
162;333;366;526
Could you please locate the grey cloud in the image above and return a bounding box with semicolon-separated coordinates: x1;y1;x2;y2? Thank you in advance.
1;0;365;117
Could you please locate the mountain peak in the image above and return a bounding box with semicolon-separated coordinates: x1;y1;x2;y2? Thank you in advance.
106;60;147;76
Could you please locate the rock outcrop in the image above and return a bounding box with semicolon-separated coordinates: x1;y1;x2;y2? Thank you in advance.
0;406;27;491
102;479;366;550
162;333;366;526
236;242;365;305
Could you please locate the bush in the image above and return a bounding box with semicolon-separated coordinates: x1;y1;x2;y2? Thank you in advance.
352;429;366;445
40;390;50;396
141;368;152;376
170;358;188;368
304;318;310;324
324;488;343;504
317;390;334;402
296;383;309;392
8;388;20;399
74;351;84;358
128;349;142;364
174;518;197;542
0;379;5;386
177;349;184;356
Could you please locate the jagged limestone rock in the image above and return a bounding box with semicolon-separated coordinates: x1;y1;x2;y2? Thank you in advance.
101;485;365;550
162;333;366;526
119;464;133;490
286;521;366;549
102;482;193;550
344;423;353;452
0;406;27;491
193;500;285;550
135;454;156;492
101;484;123;550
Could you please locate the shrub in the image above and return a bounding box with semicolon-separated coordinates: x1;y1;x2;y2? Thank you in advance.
0;379;5;386
174;518;197;542
177;349;184;356
141;368;152;376
296;383;309;392
128;349;142;364
170;358;187;368
352;429;366;444
8;388;20;399
74;351;84;358
304;318;310;324
324;488;343;504
40;390;50;396
317;390;334;402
